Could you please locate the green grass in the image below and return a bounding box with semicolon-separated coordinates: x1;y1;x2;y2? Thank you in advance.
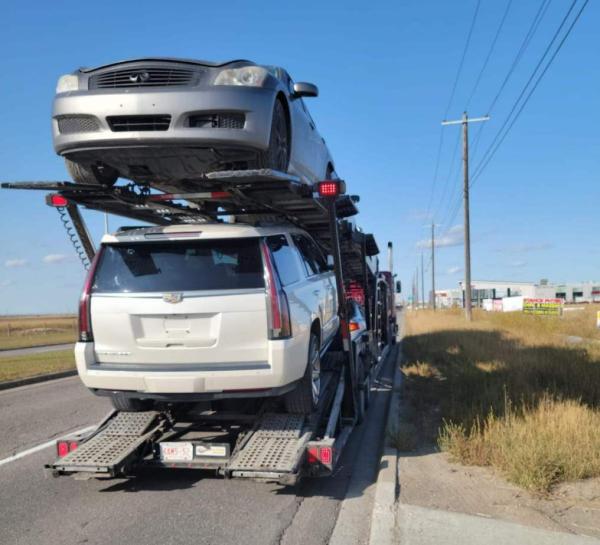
402;307;600;492
0;315;77;350
0;350;75;382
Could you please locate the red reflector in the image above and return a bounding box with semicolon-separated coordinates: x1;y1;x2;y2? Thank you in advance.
48;194;68;207
210;191;231;199
69;441;78;452
319;446;333;465
317;181;340;197
57;441;69;458
307;447;319;464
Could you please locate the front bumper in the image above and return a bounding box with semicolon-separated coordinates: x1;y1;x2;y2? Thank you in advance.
52;86;276;156
74;336;308;397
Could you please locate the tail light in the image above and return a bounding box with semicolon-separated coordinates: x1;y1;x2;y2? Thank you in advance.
56;440;78;458
349;321;360;332
78;249;103;342
260;241;292;339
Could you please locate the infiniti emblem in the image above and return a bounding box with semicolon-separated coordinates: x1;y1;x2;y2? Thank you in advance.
129;71;150;83
163;293;183;304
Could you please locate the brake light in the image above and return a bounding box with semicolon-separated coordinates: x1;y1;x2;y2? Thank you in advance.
316;180;346;198
260;241;291;339
57;440;79;457
46;194;69;207
57;441;69;458
349;321;360;332
78;249;103;342
319;446;333;465
307;447;319;464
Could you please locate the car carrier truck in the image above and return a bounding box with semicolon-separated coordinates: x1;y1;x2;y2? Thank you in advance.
2;169;399;485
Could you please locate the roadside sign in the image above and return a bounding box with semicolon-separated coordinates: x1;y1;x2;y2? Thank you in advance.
523;298;563;316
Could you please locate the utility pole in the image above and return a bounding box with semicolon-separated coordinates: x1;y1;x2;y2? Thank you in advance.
415;266;420;308
442;112;489;321
431;222;436;310
420;254;425;309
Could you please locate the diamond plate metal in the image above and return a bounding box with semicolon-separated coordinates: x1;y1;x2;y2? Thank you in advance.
228;413;306;473
58;411;159;468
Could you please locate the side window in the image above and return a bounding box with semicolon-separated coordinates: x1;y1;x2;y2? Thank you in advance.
303;236;327;273
266;235;300;286
292;235;327;276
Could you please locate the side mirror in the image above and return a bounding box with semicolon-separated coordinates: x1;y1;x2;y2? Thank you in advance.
292;82;318;98
395;281;402;293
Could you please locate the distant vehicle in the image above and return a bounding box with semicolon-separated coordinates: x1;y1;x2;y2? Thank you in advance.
76;222;339;415
52;58;337;188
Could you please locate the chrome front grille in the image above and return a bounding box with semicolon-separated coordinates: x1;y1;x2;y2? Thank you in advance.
57;115;100;134
107;115;171;132
89;67;200;89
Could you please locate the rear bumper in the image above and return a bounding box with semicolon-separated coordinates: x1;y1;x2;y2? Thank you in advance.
74;337;308;397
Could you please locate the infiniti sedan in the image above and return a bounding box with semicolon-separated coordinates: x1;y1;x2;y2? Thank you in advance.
52;58;337;188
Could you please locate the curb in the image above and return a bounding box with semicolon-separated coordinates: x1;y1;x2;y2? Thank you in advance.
368;344;403;545
0;369;77;391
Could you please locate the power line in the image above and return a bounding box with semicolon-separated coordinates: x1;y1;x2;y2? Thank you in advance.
465;0;514;110
471;0;589;185
468;0;553;165
444;0;482;119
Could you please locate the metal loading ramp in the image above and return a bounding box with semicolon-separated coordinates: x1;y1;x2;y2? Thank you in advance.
52;411;163;475
227;413;308;476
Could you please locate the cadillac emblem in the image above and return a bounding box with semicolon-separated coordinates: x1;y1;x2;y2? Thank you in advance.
163;293;183;304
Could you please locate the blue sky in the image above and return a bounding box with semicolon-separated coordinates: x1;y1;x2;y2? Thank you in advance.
0;0;598;313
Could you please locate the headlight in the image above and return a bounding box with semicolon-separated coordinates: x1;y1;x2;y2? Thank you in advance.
56;74;80;94
213;66;269;87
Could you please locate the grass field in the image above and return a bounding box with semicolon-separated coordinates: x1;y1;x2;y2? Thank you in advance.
401;305;600;492
0;315;77;350
0;350;75;382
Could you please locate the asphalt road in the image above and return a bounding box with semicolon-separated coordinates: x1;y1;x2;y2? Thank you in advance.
0;343;74;358
0;347;397;545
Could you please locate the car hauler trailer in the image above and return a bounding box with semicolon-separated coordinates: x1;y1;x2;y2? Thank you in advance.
1;169;398;485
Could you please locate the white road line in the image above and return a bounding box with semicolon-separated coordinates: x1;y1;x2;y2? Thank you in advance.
0;425;95;468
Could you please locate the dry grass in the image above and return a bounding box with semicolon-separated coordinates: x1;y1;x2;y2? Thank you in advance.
402;306;600;492
0;350;75;382
0;315;77;350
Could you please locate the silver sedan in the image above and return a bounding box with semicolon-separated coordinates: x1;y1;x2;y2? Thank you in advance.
52;58;337;188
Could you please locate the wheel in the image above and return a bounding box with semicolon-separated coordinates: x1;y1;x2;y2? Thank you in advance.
110;394;153;412
65;158;118;186
258;99;290;172
284;333;320;414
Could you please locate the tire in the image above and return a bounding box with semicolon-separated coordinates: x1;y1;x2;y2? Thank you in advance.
110;394;152;412
284;333;320;414
258;99;290;172
65;158;118;186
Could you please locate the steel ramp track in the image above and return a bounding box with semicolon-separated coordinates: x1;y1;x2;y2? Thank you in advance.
51;411;162;475
227;413;308;475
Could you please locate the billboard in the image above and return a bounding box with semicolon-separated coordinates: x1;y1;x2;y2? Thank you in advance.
523;298;563;316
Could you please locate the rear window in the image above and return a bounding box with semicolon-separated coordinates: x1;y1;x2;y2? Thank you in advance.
92;238;264;293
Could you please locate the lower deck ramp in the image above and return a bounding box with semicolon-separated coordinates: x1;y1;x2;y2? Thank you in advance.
227;413;308;475
52;411;162;475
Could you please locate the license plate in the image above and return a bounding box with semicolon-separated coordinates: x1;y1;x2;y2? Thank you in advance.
159;442;193;462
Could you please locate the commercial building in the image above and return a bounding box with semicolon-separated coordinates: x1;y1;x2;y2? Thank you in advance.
435;280;600;308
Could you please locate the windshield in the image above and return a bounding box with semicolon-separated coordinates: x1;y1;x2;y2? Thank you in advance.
92;238;264;293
